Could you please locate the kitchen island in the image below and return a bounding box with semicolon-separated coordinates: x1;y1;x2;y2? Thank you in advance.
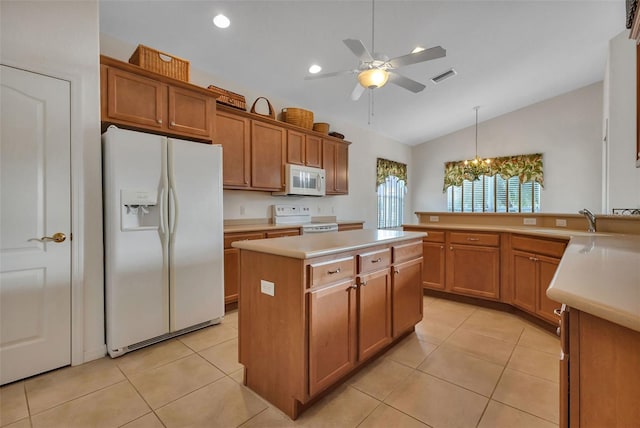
232;229;426;419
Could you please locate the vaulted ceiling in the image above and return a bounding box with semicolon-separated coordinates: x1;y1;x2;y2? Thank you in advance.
100;1;626;146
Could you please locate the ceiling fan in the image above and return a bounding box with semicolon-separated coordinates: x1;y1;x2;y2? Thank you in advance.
305;39;446;100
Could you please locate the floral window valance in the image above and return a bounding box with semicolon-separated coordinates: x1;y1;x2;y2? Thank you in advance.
377;158;407;186
443;153;543;191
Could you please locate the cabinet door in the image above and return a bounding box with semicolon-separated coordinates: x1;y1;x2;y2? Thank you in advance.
105;67;164;129
286;130;305;165
446;245;500;299
511;250;537;312
357;270;392;361
392;258;424;337
168;86;214;138
305;135;323;168
251;120;286;190
335;141;349;194
216;112;250;188
265;229;300;238
322;140;336;194
537;255;561;323
308;280;357;396
422;242;445;290
223;248;239;305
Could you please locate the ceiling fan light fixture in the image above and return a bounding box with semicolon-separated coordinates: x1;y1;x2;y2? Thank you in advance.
308;64;322;74
357;68;389;89
411;46;425;53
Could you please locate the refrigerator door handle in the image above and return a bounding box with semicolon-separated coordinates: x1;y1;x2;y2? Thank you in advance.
158;187;166;236
168;141;179;238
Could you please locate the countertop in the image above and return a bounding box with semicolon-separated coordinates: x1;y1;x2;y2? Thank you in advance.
231;229;426;259
547;234;640;333
224;220;365;234
402;223;616;240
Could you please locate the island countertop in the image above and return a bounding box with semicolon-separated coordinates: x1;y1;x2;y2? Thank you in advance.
546;234;640;332
231;229;426;259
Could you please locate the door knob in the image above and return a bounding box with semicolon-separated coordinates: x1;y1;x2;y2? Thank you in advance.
30;232;66;243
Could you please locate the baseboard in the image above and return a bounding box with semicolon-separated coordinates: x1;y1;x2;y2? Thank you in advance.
82;345;107;364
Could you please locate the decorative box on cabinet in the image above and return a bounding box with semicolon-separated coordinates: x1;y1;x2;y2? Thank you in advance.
100;55;218;142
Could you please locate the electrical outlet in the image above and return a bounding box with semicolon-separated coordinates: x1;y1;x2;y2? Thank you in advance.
430;216;439;222
523;218;537;225
556;219;567;227
260;280;275;296
240;205;245;215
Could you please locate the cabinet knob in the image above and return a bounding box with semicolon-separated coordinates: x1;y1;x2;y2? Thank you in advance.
360;280;367;287
394;268;400;274
170;121;176;126
157;119;163;124
440;245;444;249
449;246;453;251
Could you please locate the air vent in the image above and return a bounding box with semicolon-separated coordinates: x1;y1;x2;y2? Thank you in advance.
431;68;457;84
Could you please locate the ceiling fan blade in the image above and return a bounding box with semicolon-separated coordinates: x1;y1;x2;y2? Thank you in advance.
343;39;374;62
388;72;426;93
304;69;358;80
388;46;446;68
351;83;366;101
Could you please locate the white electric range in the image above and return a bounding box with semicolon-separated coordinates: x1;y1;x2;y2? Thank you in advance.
272;204;338;234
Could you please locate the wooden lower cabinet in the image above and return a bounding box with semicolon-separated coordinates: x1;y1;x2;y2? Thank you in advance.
308;278;357;396
422;241;446;290
563;308;640;427
446;243;500;299
238;237;423;419
337;223;364;231
223;248;240;305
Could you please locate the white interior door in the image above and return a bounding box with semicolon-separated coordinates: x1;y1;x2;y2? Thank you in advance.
0;65;71;385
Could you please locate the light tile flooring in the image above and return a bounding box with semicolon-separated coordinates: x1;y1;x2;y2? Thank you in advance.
1;296;560;427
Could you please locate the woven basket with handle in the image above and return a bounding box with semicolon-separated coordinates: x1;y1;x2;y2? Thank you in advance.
282;108;314;129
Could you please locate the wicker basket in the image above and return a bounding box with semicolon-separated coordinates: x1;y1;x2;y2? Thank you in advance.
208;85;246;110
129;44;190;82
313;122;330;134
282;108;314;130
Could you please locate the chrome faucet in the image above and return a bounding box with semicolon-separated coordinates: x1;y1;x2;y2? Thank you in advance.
578;208;597;232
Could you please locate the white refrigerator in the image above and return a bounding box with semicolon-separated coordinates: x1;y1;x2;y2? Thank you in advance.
103;126;224;357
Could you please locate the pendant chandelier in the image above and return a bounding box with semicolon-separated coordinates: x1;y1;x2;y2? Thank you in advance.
464;106;491;181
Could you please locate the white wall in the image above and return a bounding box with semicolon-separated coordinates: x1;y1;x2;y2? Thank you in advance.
1;1;104;362
100;35;413;228
604;30;639;211
411;82;604;215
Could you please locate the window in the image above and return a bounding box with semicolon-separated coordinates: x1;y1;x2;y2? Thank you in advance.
447;175;541;212
377;158;407;228
443;153;543;213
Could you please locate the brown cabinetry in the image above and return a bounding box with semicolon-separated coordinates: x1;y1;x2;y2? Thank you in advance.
286;130;322;168
446;232;500;300
223;232;266;304
421;231;446;290
251;120;286;190
337;222;364;231
215;111;250;188
323;139;349;195
100;56;217;141
511;235;565;323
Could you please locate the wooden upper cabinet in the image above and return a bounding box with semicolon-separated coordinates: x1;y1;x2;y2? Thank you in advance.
100;56;219;142
286;130;306;165
251;120;286;190
323;139;349;194
305;135;323;168
216;111;250;188
168;86;214;138
104;66;164;130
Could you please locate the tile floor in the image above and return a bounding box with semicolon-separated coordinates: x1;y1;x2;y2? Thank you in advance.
0;296;560;428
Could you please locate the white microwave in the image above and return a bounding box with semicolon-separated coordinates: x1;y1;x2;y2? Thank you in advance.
273;164;326;196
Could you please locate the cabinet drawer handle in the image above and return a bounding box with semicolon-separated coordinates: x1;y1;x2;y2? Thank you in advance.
467;237;480;241
556;327;561;337
360;280;367;287
328;268;341;274
371;258;382;263
529;256;539;262
553;308;563;317
394;268;400;274
347;284;358;290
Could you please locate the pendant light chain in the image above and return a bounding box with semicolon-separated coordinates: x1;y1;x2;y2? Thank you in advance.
371;0;375;55
475;105;479;158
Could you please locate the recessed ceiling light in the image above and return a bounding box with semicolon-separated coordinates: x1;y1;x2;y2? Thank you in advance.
308;64;322;74
411;46;425;53
213;14;230;29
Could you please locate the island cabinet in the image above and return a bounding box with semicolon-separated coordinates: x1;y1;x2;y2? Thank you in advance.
510;234;566;323
420;230;446;290
100;56;218;142
235;232;424;419
561;307;640;427
446;231;501;300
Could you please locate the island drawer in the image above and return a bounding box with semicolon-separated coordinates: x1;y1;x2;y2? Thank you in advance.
512;234;567;258
392;240;423;263
308;257;355;288
423;231;445;243
449;232;500;247
358;248;391;274
224;232;265;248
